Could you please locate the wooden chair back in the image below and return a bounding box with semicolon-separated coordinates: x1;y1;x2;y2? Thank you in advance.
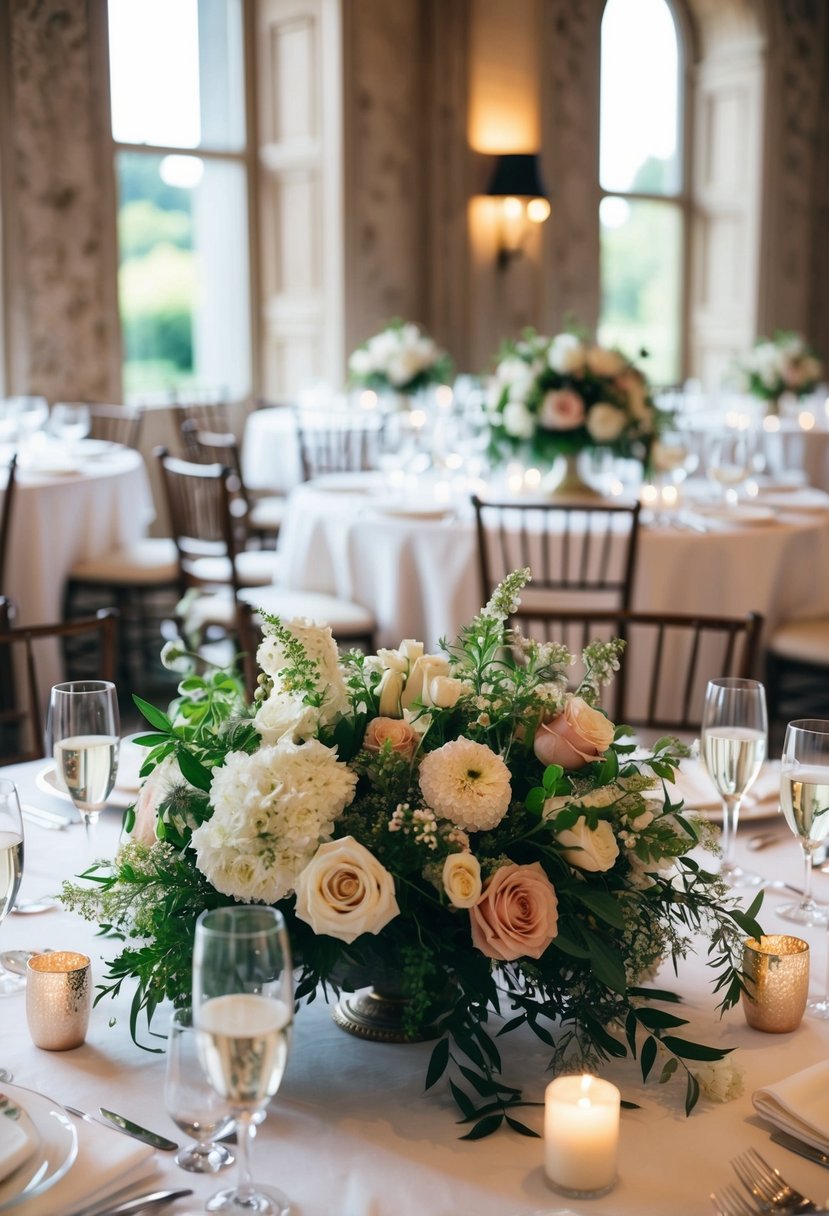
509;607;763;734
0;454;17;594
179;396;229;435
88;404;144;448
155;447;241;595
472;495;642;612
0;604;119;764
294;410;385;480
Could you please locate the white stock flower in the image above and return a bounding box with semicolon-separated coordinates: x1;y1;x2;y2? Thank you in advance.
556;817;619;872
419;738;511;831
295;836;400;943
442;852;482;908
586;402;626;442
191;739;357;904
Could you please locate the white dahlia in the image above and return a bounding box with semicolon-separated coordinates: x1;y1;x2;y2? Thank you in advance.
418;738;511;832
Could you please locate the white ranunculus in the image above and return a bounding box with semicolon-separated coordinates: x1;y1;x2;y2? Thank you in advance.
586;402;626;442
556;816;619;872
548;333;586;376
294;836;400;943
502;400;535;439
442;852;482;908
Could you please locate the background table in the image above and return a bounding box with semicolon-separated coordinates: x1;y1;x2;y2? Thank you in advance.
4;757;829;1214
242;408;302;493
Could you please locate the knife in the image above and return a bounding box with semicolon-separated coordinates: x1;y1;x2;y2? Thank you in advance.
66;1188;194;1216
99;1107;179;1151
66;1104;178;1151
771;1128;829;1168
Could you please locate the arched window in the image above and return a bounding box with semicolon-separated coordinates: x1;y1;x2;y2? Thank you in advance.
598;0;685;386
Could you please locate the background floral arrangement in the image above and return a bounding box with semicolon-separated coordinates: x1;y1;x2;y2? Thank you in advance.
486;328;660;463
737;330;823;406
64;571;761;1137
347;318;453;396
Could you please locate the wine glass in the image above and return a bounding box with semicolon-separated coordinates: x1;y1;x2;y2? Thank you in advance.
701;677;768;886
47;680;120;850
0;779;24;999
193;905;293;1216
777;719;829;925
703;428;750;502
165;1007;236;1174
50;402;91;449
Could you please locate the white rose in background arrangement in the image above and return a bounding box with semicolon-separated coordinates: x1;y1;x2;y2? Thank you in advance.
442;852;482;908
556;816;620;873
348;347;372;377
295;836;400;943
502;400;536;439
692;1059;745;1103
586;345;626;377
496;357;531;386
548;333;586;376
586;402;627;443
538;389;586;431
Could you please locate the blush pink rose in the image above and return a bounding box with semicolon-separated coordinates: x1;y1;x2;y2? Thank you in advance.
130;756;176;845
363;716;417;759
469;862;559;961
534;696;615;771
538;389;586;432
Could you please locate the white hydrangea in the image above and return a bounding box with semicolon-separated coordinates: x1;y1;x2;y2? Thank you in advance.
693;1059;744;1103
191;739;358;903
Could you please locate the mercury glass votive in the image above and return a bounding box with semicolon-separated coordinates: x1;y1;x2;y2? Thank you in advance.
26;951;91;1050
742;935;809;1033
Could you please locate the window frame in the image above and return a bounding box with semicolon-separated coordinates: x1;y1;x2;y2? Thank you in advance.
102;0;260;403
598;0;692;386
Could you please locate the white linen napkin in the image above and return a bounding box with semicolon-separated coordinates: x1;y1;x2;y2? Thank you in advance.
753;1061;829;1154
21;1115;157;1216
663;758;781;813
0;1108;38;1183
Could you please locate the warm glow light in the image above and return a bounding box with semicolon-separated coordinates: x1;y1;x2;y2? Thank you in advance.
527;197;551;223
661;484;678;507
410;409;427;430
725;411;740;428
763;415;781;433
503;196;523;220
524;467;541;489
640;483;659;505
358;390;378;411
799;410;816;431
445;452;463;470
435;385;454;409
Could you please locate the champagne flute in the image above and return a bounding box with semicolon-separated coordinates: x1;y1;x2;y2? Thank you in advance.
777;719;829;925
165;1007;235;1174
0;779;24;998
193;905;293;1215
701;677;767;886
48;680;120;850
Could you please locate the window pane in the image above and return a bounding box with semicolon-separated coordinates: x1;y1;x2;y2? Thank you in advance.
117;152;250;398
600;0;681;195
599;197;682;386
109;0;245;151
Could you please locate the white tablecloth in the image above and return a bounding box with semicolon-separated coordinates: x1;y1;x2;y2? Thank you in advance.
278;478;829;651
5;757;829;1215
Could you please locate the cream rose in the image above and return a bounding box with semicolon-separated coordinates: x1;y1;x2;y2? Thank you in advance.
442;853;482;909
556;816;619;873
469;862;559;961
427;674;464;709
363;716;417;759
586;345;626;377
538;389;586;431
294;837;400;944
400;655;450;710
533;696;615;770
548;333;586;376
586;402;626;443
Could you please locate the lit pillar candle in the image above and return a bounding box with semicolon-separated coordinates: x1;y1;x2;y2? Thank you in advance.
544;1074;620;1197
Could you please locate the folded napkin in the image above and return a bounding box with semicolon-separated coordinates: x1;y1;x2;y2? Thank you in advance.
753;1061;829;1154
21;1111;157;1216
664;758;781;813
0;1105;38;1184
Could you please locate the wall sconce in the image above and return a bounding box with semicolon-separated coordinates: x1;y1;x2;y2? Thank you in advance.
485;153;551;268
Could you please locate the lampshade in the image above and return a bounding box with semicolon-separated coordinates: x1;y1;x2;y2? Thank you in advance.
485;153;549;200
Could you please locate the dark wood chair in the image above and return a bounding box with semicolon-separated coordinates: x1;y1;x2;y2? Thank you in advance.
0;602;119;764
0;454;17;594
294;409;386;481
471;494;642;612
509;606;763;736
179;395;230;435
87;404;144;448
178;420;285;547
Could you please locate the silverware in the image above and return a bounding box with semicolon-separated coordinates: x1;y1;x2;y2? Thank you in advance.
22;801;73;829
771;1128;829;1169
65;1104;178;1151
12;896;59;914
731;1146;822;1213
65;1187;194;1216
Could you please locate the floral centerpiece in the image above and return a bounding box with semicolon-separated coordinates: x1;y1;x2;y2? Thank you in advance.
737;331;823;412
486;329;659;472
347;318;453;398
63;571;761;1137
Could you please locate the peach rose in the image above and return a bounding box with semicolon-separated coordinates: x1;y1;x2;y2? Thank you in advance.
469;862;559;961
538;389;586;432
363;716;417;759
130;755;176;845
534;696;615;771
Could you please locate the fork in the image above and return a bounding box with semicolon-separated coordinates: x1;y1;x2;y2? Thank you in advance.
711;1182;766;1215
732;1148;823;1213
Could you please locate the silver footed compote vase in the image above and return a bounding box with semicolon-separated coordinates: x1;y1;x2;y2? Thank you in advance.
540;450;603;499
331;954;454;1043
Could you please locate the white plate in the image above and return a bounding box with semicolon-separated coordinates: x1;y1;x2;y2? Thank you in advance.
311;472;385;493
35;765;135;811
75;439;118;457
0;1084;77;1211
693;502;775;525
370;500;454;520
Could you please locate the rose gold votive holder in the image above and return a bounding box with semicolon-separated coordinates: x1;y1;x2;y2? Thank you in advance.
742;935;809;1033
26;951;91;1050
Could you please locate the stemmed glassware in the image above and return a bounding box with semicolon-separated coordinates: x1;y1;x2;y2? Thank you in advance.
47;680;120;850
50;402;91;450
701;677;768;886
165;1007;235;1175
0;779;25;999
193;905;293;1215
777;719;829;925
703;428;751;502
